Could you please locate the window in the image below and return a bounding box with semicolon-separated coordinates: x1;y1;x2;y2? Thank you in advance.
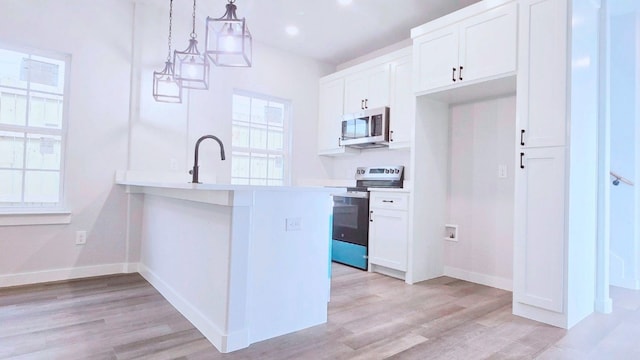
0;46;69;210
231;91;290;186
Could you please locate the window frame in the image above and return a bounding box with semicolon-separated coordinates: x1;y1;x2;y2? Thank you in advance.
0;43;71;213
231;89;292;186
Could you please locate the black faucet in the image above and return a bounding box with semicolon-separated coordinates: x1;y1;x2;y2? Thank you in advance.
189;135;226;184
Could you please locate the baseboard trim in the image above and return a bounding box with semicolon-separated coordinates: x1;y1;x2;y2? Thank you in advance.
610;279;640;291
0;263;135;288
444;266;512;291
595;297;613;314
137;264;239;353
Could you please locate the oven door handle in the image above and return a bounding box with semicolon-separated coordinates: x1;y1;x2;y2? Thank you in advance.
331;192;369;199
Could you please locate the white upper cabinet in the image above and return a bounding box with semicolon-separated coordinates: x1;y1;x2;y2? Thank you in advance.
412;1;517;95
344;64;391;114
317;78;349;155
317;47;412;155
413;26;459;92
389;55;415;149
516;0;568;148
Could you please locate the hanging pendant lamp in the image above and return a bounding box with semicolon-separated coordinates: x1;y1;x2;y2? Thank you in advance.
205;0;252;67
174;0;210;90
153;0;182;103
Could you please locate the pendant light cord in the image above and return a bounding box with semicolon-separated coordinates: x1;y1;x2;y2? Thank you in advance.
167;0;174;61
190;0;197;39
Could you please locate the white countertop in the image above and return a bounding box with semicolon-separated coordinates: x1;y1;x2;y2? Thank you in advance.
115;171;338;193
368;187;411;193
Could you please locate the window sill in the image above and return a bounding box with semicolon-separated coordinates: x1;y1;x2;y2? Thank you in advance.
0;210;72;227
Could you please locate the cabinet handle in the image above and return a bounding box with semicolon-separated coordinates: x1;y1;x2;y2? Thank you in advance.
520;129;526;146
364;98;368;109
390;130;394;142
520;152;525;169
459;66;463;81
361;99;364;110
338;137;342;147
369;210;373;222
452;67;457;82
382;200;394;203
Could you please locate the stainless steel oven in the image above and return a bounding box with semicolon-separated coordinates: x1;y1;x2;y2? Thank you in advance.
331;190;370;270
331;166;404;270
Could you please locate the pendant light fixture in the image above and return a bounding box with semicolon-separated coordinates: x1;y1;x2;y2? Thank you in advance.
153;0;182;103
174;0;210;90
205;0;252;67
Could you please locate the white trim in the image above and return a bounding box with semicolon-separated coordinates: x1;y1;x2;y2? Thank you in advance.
0;210;71;226
595;297;613;314
137;263;239;353
0;263;133;288
443;266;513;291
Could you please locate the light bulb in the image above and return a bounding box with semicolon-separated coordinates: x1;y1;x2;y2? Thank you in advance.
185;63;199;78
221;34;238;52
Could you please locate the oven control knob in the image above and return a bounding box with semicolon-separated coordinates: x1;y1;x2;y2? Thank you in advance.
395;169;400;174
385;169;389;174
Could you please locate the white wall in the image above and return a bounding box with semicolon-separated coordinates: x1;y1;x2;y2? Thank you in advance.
444;96;515;290
609;8;639;290
0;0;133;284
130;2;335;185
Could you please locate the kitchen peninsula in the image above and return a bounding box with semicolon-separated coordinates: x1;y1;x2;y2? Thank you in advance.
116;173;335;353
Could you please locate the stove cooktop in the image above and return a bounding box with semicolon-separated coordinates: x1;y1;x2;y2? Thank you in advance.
354;165;404;189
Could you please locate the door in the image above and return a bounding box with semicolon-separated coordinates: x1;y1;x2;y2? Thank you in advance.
514;147;566;312
458;2;517;84
332;195;369;247
517;0;568;148
389;55;414;149
344;64;390;114
413;25;459;93
318;78;345;154
369;208;408;271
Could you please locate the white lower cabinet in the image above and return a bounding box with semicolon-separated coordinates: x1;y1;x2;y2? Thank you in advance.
369;192;409;272
514;147;566;313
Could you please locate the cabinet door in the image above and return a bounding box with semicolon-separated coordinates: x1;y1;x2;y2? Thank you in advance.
458;2;517;83
317;78;345;155
413;25;459;93
517;0;568;148
344;72;369;114
389;55;414;149
513;147;565;313
365;64;391;110
369;208;408;272
344;64;390;114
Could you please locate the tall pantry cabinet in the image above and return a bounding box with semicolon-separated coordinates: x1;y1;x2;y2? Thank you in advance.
409;0;600;329
513;0;600;328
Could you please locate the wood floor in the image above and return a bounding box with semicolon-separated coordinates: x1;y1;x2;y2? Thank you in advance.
1;264;639;359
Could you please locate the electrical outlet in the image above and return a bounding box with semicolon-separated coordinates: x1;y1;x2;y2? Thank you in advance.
75;230;87;245
285;217;302;231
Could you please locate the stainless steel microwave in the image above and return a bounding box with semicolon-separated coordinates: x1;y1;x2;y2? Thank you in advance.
341;107;390;148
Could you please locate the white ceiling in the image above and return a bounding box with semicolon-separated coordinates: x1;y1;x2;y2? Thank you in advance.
197;0;482;66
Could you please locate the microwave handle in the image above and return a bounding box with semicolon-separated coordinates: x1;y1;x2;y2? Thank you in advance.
370;115;375;137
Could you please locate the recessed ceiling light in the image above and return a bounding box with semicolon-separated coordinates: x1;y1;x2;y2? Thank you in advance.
285;25;299;36
337;0;353;6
